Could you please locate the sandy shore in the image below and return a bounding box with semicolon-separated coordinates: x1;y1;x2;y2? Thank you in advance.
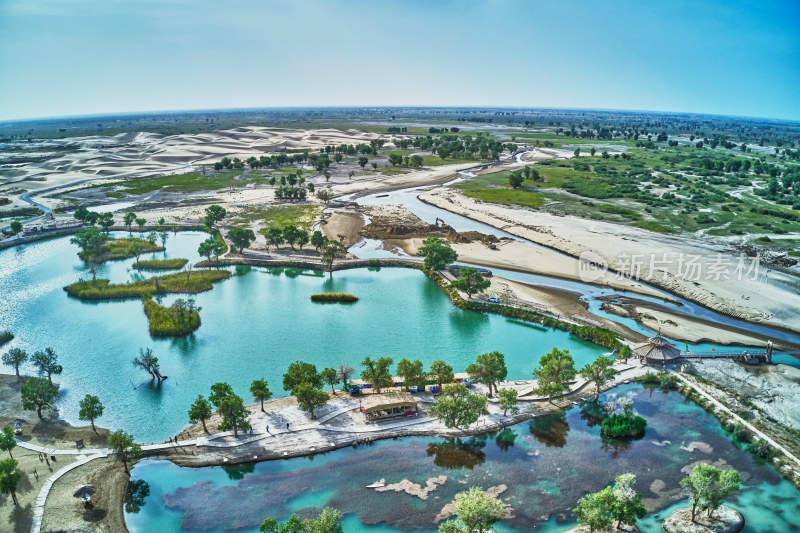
419;187;800;334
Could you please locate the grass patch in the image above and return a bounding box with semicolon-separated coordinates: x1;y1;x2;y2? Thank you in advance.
0;331;13;346
310;293;358;303
633;220;675;233
90;170;275;196
64;270;231;300
132;258;188;271
463;188;545;208
381;167;411;176
143;298;200;337
80;237;164;263
236;204;320;230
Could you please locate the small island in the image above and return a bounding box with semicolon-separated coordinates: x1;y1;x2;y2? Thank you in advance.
310;292;358;303
600;406;647;439
143;297;201;336
663;506;744;533
133;258;189;271
64;270;231;300
71;227;164;263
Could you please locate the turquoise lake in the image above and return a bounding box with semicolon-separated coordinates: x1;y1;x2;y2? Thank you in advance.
126;384;800;532
0;231;607;440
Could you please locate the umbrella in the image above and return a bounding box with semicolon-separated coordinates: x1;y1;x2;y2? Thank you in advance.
73;485;96;499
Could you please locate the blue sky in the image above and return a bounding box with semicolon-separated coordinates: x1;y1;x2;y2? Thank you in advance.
0;0;798;121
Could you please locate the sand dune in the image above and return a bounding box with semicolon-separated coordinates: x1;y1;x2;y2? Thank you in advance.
0;126;402;195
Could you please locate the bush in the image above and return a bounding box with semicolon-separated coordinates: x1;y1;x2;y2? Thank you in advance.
64;270;231;300
366;259;382;268
0;331;13;346
746;439;775;460
143;298;200;336
601;413;647;439
639;371;660;385
310;293;358;303
132;258;188;270
659;374;679;390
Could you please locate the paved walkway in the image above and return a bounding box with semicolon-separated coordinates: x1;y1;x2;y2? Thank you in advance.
16;439;110;456
30;452;108;533
669;369;800;469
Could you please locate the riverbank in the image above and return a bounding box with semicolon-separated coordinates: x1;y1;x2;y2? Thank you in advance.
418;187;800;336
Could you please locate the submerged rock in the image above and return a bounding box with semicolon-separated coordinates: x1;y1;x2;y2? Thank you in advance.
662;505;744;533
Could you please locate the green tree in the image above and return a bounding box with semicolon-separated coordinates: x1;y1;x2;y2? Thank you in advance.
574;148;581;157
260;507;343;533
123;211;137;231
320;368;339;394
108;430;142;474
396;358;425;391
320;240;347;273
250;379;273;411
419;237;457;271
133;348;164;381
204;204;227;228
574;485;615;532
283;361;323;392
78;394;104;431
358;156;369;168
20;377;59;418
296;229;309;250
282;226;302;251
360;356;394;394
71;226;107;255
497;388;519;417
411;155;424;169
680;464;741;521
388;154;403;166
450;267;491;298
508;172;524;189
428;383;488;429
74;207;90;222
2;347;27;377
0;427;16;459
294;382;329;419
134;217;146;231
100;212;115;233
465;351;507;397
532;348;576;402
227;227;256;252
209;382;235;408
265;227;285;250
198;237;224;262
189;395;213;433
0;458;21;506
579;356;618;399
217;393;251;437
310;230;326;251
429;359;454;389
438;486;506;533
9;220;22;235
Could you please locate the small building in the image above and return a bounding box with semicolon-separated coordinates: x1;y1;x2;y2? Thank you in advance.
0;198;9;206
360;392;418;422
633;333;680;365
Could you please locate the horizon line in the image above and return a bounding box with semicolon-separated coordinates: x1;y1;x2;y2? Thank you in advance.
2;105;800;128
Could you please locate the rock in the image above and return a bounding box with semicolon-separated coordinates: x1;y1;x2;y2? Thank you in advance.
662;506;744;533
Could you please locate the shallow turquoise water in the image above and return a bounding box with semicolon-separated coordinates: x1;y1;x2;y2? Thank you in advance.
0;232;605;440
126;384;800;532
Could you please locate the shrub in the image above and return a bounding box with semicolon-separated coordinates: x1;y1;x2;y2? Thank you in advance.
132;258;188;270
746;439;775;460
601;413;647;439
639;371;660;385
659;374;679;390
0;331;13;346
64;270;231;300
310;293;358;303
366;259;382;268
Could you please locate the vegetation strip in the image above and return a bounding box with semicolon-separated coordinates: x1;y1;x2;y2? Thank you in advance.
310;293;358;303
63;270;231;300
132;258;188;270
